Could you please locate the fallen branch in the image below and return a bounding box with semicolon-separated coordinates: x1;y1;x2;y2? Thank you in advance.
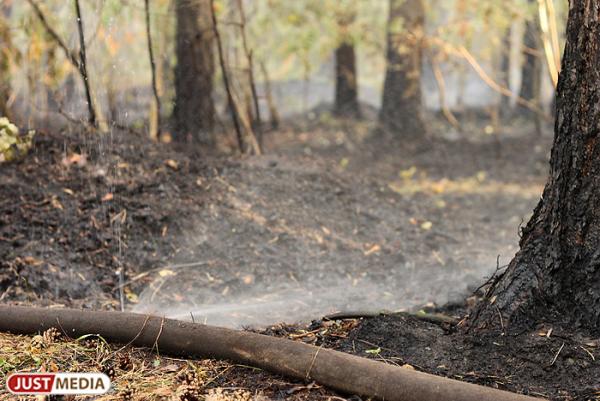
0;306;543;401
323;310;458;326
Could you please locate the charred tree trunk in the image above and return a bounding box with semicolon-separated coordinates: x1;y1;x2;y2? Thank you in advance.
379;0;426;136
470;0;600;333
334;42;360;118
173;0;215;146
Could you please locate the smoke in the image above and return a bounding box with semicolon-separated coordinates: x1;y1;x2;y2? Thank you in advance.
131;254;506;328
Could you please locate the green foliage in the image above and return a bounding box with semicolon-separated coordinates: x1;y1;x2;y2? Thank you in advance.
0;117;35;163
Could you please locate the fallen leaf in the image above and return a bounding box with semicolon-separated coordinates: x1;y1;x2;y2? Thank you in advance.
365;347;381;355
101;193;114;202
399;166;417;180
61;153;87;167
158;269;176;277
51;197;63;210
421;221;433;230
165;159;179;170
23;256;43;266
364;244;381;256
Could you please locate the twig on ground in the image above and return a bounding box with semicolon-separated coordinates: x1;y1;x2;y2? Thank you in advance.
550;342;565;366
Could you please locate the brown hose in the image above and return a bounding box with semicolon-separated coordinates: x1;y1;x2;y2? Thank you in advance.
0;306;543;401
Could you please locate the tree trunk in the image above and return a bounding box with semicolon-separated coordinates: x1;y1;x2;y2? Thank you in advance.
470;0;600;333
334;42;360;118
519;4;541;117
499;25;512;116
379;0;426;136
0;2;12;119
173;0;215;146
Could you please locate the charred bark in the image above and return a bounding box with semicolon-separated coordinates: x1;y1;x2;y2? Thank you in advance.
470;0;600;334
379;0;426;136
173;0;215;146
334;42;360;118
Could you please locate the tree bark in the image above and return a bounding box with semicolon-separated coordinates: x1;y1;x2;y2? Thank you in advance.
470;0;600;333
173;0;215;146
379;0;426;136
334;42;360;118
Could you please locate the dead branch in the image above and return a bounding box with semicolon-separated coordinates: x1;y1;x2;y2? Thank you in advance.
26;0;98;128
429;54;460;129
457;45;552;122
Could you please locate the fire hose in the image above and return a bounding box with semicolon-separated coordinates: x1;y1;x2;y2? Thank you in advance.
0;306;543;401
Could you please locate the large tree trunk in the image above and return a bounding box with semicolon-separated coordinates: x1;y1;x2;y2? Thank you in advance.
334;42;360;118
173;0;215;145
470;0;600;333
379;0;426;136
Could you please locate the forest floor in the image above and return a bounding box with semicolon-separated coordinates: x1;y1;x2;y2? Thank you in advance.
1;109;598;400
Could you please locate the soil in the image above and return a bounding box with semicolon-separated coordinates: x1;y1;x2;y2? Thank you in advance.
2;110;597;400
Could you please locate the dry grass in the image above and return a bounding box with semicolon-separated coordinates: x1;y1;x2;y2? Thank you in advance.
0;324;349;401
0;330;264;400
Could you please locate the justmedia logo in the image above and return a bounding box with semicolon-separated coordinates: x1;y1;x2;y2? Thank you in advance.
6;372;111;395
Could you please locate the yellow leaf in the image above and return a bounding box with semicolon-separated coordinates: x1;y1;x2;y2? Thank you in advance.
51;197;63;210
421;221;433;230
158;269;176;277
399;166;417;180
165;159;179;170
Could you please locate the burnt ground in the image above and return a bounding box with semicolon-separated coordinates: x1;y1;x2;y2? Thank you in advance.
1;110;598;400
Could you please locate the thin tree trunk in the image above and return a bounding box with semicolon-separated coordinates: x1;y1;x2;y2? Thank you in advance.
379;0;426;136
470;0;600;333
519;3;542;117
0;2;12;119
210;0;244;153
74;0;97;128
499;25;512;116
173;0;215;145
144;0;161;140
334;42;360;118
260;61;280;130
236;0;262;149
